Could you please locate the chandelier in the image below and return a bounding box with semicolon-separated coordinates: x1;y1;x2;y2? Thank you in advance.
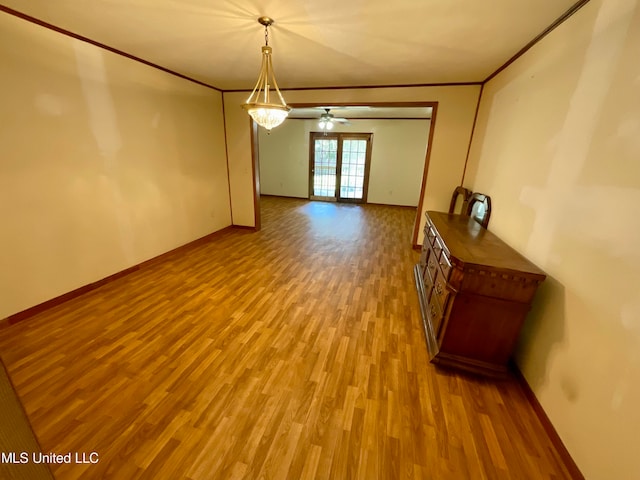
242;17;290;132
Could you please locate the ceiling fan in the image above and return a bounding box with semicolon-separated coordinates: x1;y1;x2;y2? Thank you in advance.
318;108;349;131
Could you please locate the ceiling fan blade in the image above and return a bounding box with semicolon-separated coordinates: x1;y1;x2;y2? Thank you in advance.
317;108;350;126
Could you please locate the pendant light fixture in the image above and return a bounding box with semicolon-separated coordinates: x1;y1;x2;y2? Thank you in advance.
242;16;290;132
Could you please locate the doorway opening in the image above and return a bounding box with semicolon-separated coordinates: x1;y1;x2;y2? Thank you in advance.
309;132;372;203
251;101;438;246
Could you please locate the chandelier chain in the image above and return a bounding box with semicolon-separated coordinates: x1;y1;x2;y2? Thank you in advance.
264;24;269;46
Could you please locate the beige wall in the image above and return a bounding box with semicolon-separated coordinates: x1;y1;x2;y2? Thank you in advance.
464;0;640;478
0;13;231;319
258;119;309;199
224;86;480;239
259;118;430;206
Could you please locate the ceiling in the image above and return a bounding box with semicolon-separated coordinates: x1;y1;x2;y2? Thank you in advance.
2;0;579;91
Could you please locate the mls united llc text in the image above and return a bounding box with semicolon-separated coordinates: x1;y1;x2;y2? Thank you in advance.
1;451;99;464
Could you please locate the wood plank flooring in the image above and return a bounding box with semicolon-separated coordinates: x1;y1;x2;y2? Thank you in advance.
0;196;574;479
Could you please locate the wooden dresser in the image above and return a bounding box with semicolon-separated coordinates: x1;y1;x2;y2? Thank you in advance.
414;211;546;377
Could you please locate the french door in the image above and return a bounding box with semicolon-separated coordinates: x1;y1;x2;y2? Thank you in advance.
309;132;372;203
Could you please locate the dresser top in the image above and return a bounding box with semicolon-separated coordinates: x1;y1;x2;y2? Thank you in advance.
427;211;546;278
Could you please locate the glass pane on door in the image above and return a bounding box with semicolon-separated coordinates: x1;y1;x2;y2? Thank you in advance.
313;138;338;198
339;139;367;200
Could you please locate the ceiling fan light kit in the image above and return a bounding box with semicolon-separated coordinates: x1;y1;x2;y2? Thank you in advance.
243;16;290;132
318;120;334;130
318;108;349;133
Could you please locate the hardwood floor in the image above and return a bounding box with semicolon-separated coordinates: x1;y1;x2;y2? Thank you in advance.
0;196;575;479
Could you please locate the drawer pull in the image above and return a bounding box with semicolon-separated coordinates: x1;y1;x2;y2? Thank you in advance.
435;283;443;295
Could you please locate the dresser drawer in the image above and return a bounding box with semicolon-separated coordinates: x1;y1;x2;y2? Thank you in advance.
433;237;444;260
425;226;437;246
422;261;434;291
432;269;449;310
425;251;438;283
428;293;444;337
419;246;427;270
438;249;452;280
